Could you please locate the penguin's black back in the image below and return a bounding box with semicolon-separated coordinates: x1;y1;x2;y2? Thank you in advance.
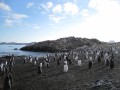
4;75;10;90
106;59;109;66
89;61;92;69
98;56;101;62
38;66;41;74
110;60;114;69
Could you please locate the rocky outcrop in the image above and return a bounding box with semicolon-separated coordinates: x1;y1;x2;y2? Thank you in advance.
20;36;102;52
91;79;119;90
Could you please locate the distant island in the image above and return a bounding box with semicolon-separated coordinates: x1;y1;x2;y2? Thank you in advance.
0;42;30;45
20;36;103;52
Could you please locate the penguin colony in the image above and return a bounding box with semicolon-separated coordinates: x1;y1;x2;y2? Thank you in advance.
0;45;117;90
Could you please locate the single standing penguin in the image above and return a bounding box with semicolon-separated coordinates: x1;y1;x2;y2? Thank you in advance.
5;61;8;66
47;63;49;68
98;56;101;63
63;61;68;72
111;53;114;60
86;51;89;59
57;59;60;65
78;60;82;66
24;57;27;63
1;63;4;74
67;57;72;65
40;63;42;68
43;59;47;67
88;60;93;69
46;61;49;68
8;73;13;87
38;65;42;74
104;53;109;66
75;56;78;61
30;58;33;63
4;75;10;90
106;59;109;66
4;73;12;90
115;50;118;54
110;59;114;69
34;60;37;65
5;65;8;73
101;51;104;58
68;58;72;65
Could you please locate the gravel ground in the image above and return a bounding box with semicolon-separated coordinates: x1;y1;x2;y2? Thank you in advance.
0;53;120;90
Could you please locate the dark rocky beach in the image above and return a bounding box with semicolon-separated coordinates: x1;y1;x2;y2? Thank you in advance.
0;37;119;90
0;47;120;90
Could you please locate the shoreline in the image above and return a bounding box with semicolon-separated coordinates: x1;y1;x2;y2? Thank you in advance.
0;45;120;90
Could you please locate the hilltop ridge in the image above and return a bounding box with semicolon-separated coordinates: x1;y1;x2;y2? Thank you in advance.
20;36;103;52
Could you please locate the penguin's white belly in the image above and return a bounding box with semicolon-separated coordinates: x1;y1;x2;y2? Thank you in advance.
78;60;82;66
64;65;68;72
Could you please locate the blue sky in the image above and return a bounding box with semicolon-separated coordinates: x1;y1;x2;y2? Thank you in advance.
0;0;120;43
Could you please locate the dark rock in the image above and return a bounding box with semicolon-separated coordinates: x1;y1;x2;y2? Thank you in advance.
91;80;117;90
20;36;103;52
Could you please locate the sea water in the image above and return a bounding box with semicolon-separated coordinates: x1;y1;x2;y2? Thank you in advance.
0;45;50;57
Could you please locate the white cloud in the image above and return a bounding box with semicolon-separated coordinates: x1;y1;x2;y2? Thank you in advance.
88;0;98;9
62;0;120;42
12;13;28;20
52;4;62;14
5;19;13;26
49;14;66;22
63;2;79;15
0;2;28;26
4;13;28;26
47;2;53;9
41;2;79;16
49;2;80;22
41;2;53;11
26;2;34;8
80;9;89;17
0;2;11;11
39;1;81;22
33;26;40;29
